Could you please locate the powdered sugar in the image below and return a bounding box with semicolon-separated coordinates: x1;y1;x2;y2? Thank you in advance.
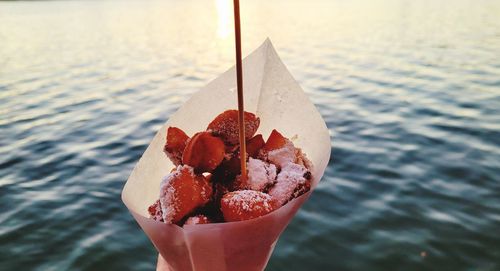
160;183;178;223
268;163;311;206
208;111;260;145
148;199;164;222
222;190;274;214
267;140;296;168
159;165;195;223
184;215;210;225
151;122;315;223
199;182;211;201
246;157;277;191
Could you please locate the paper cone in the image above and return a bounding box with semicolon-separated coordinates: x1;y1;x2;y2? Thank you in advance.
122;39;331;271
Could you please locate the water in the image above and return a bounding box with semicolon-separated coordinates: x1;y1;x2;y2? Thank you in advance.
1;0;500;270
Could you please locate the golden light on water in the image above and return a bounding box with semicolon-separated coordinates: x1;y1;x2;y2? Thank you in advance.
216;0;232;39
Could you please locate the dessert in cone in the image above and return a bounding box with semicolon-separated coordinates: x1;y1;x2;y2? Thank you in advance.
122;39;331;271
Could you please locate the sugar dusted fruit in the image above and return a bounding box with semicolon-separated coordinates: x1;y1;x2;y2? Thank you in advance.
151;110;313;225
244;157;277;191
221;190;277;222
164;127;189;166
207;110;260;145
159;165;212;224
148;199;164;222
268;163;311;206
261;129;298;168
184;215;211;226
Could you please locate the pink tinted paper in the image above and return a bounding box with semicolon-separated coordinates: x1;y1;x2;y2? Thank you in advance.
122;39;331;271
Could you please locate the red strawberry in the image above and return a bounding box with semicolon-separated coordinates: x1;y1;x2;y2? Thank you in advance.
246;134;265;158
260;129;298;168
148;199;164;222
164;127;189;166
160;166;213;224
182;132;225;173
262;129;288;152
220;190;277;222
207;110;260;145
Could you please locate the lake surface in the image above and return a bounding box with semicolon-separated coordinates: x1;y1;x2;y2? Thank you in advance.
1;0;500;270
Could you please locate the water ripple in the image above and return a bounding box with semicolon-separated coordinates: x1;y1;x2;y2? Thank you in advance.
1;0;500;271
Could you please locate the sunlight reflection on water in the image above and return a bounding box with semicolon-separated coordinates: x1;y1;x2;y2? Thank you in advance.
1;0;500;270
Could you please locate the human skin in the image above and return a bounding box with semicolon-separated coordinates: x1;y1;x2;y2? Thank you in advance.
156;254;170;271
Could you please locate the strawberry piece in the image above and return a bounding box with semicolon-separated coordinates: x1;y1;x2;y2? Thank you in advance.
246;134;265;158
182;132;225;173
184;215;211;226
220;190;277;222
148;199;164;222
262;129;288;152
207;110;260;145
164;127;190;166
268;163;311;206
211;134;265;182
244;157;277;191
159;166;213;224
261;130;298;168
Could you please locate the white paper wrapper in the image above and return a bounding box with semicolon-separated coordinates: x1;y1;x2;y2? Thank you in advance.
122;39;331;271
